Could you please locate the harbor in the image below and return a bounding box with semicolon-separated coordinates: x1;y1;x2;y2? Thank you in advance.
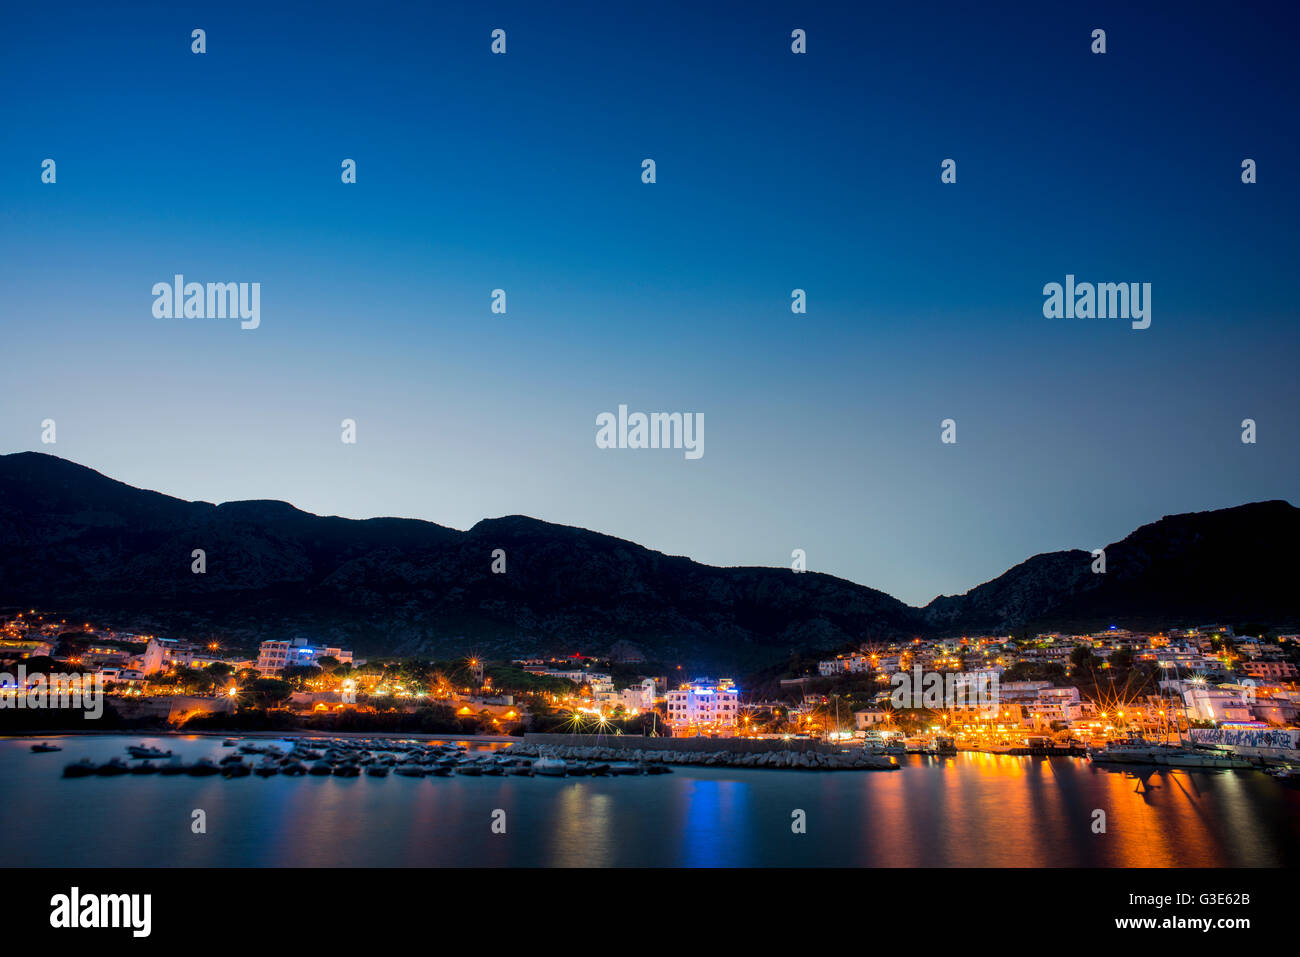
6;733;1298;868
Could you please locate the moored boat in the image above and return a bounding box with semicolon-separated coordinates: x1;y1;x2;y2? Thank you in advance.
126;744;172;759
63;758;96;778
1090;737;1254;770
30;742;62;753
532;756;567;776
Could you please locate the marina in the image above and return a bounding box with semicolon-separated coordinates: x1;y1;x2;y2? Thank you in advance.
4;733;1296;868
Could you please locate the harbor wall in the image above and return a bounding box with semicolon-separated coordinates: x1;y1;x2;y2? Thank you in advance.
1190;727;1300;759
523;733;840;754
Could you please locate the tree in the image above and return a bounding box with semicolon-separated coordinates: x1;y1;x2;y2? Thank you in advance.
279;665;322;690
239;678;293;710
1070;645;1100;672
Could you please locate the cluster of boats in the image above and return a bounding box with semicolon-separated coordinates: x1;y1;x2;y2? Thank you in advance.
860;732;956;756
58;738;671;779
1088;737;1257;770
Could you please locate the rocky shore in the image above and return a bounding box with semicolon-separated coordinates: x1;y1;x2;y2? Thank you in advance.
506;743;899;771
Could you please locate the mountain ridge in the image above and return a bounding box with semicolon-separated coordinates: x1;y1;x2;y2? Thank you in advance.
1;452;1295;668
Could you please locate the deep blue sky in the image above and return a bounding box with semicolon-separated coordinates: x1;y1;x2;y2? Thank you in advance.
2;1;1297;606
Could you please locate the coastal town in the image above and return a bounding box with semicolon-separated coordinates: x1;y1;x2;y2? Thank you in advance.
3;608;1298;769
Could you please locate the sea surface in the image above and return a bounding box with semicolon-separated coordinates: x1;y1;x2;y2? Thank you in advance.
4;734;1297;867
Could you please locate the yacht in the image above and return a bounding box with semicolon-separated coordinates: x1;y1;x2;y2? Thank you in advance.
1090;735;1253;769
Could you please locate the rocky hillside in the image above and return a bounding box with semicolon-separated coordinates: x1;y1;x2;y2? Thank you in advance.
1;452;1295;668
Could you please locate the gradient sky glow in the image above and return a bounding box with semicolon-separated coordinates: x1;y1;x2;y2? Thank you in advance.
2;1;1297;606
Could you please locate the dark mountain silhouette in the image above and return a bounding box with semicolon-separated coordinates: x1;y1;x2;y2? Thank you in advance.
0;452;1295;668
922;500;1300;636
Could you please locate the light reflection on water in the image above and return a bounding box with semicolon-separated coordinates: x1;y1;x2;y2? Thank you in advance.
2;735;1295;867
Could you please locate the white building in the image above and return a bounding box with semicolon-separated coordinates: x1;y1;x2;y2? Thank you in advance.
817;654;872;676
256;638;353;677
665;679;739;735
618;678;656;713
1183;686;1254;723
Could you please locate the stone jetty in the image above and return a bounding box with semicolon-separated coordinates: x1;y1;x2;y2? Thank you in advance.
505;742;898;771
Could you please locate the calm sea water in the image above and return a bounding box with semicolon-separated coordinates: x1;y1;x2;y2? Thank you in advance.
4;734;1297;867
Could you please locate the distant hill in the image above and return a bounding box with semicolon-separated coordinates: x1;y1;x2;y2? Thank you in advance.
0;452;1295;669
922;500;1300;636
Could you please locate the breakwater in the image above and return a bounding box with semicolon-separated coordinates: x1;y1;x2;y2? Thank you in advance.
510;739;898;770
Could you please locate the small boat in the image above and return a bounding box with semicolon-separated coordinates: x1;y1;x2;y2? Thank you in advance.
130;760;160;775
532;756;567;777
564;763;590;776
222;738;238;747
428;766;453;777
95;757;131;776
509;764;532;776
280;761;307;776
127;744;172;759
186;758;221;777
63;758;96;778
455;764;482;776
254;763;280;777
393;765;426;777
222;762;251;778
365;765;390;777
308;762;333;776
30;742;62;753
644;764;672;774
219;753;246;765
332;764;361;777
609;762;641;775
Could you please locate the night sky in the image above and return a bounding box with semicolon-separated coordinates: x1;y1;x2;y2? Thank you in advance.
2;1;1296;605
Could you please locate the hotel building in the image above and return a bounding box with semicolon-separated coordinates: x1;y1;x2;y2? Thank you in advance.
665;678;739;736
256;638;353;677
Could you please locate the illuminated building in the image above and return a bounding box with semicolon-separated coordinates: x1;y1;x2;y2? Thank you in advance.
256;638;353;676
665;678;739;735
